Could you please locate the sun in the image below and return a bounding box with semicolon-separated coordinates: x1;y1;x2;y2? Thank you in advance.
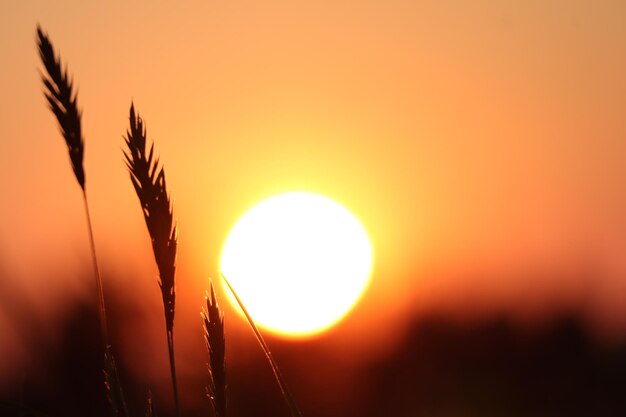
220;192;373;338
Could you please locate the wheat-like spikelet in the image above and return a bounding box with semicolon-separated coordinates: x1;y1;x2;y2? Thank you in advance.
202;281;226;417
124;103;177;332
37;25;128;417
37;25;107;341
123;103;180;416
36;25;85;190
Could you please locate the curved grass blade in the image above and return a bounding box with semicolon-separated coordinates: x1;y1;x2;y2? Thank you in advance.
220;274;302;417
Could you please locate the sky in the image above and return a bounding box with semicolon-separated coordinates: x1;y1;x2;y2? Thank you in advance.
1;0;626;413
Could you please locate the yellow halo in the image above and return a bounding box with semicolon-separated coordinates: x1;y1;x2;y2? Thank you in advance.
220;192;373;338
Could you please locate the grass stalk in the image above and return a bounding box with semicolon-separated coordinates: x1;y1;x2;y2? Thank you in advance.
221;274;302;417
202;282;226;417
37;25;128;417
124;103;180;417
84;189;129;417
37;24;108;343
82;189;109;344
166;329;180;417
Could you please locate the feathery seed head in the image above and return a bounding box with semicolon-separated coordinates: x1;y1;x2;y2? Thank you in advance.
37;25;85;189
203;282;226;417
124;103;177;332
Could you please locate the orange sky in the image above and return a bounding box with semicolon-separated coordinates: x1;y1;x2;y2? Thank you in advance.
2;0;626;387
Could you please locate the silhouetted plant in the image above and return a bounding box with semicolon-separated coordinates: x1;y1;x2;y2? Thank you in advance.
37;25;128;417
123;103;180;417
202;281;227;417
37;23;303;417
36;25;85;190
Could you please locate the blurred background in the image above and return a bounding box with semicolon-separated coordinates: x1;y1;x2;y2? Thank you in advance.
1;1;626;416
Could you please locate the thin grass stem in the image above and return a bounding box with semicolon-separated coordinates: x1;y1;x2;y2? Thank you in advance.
167;330;181;417
221;274;302;417
82;190;109;345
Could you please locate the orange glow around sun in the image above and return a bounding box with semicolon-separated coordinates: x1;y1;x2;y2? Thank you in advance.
220;192;374;338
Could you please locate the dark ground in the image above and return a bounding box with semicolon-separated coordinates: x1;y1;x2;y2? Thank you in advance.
1;297;626;417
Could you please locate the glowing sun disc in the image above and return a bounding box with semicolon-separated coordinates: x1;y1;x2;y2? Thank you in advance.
220;192;373;338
